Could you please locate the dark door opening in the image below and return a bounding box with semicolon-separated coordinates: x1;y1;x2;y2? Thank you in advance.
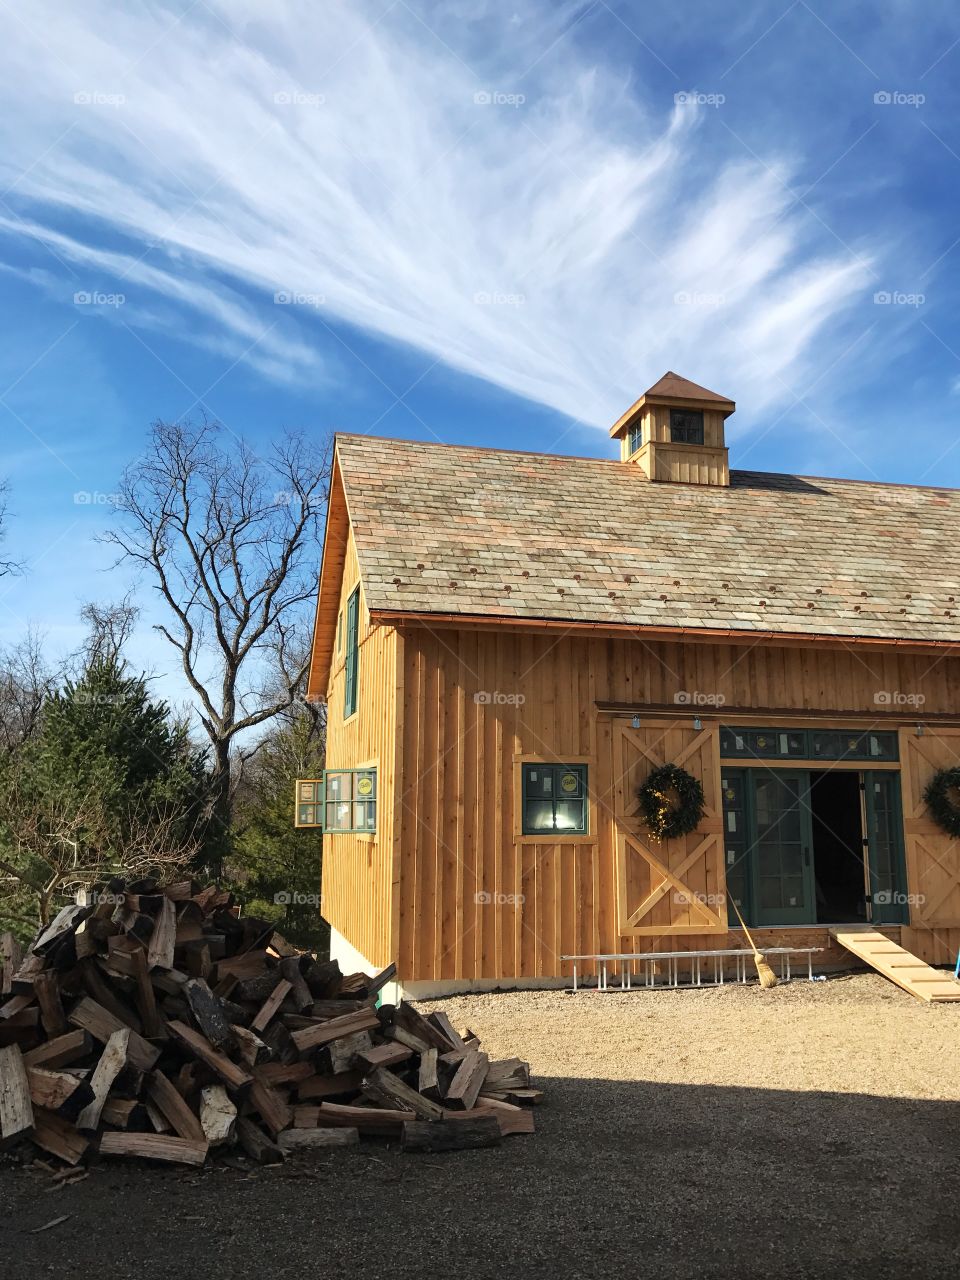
809;771;867;924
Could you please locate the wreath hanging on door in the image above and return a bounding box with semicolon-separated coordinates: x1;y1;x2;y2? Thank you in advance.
923;767;960;838
637;763;705;842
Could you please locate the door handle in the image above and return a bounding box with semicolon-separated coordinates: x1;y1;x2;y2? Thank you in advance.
803;847;810;867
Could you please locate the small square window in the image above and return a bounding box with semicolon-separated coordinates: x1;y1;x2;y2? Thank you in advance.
670;408;704;445
521;764;588;835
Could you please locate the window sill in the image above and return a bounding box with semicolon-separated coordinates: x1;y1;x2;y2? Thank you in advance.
518;833;596;845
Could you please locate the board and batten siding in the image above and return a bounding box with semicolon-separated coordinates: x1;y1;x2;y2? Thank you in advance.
393;625;960;982
322;525;400;969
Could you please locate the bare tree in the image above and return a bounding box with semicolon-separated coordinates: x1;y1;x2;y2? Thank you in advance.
0;630;56;757
0;480;23;579
102;421;330;843
78;596;140;670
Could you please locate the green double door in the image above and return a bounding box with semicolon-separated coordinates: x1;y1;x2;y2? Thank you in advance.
722;768;907;927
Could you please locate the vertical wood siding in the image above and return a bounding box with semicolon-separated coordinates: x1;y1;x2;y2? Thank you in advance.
391;628;960;982
322;528;398;968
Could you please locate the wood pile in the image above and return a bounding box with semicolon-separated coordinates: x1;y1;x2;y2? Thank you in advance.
0;880;539;1166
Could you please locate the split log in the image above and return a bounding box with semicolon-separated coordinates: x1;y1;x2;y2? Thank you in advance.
401;1116;501;1154
257;1061;314;1087
32;971;68;1038
26;1067;94;1121
279;958;313;1012
249;1075;292;1137
355;1041;412;1071
236;1115;284;1164
427;1010;467;1052
444;1051;489;1111
167;1021;253;1095
33;1108;88;1165
200;1085;237;1147
146;897;177;970
361;1067;445;1122
23;1030;91;1070
68;997;160;1072
232;1024;270;1068
0;1044;34;1147
290;1006;380;1054
418;1048;440;1100
184;979;237;1052
316;1102;414;1137
324;1031;374;1074
1;932;22;996
101;1098;148;1129
76;1028;130;1132
146;1070;206;1142
277;1127;358;1152
130;948;165;1039
251;978;292;1033
296;1070;362;1101
393;1003;451;1052
99;1132;208;1165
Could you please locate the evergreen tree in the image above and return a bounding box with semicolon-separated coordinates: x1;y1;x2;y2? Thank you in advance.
229;710;326;950
0;657;211;935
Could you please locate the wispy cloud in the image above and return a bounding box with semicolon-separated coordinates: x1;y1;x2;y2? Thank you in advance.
0;0;874;427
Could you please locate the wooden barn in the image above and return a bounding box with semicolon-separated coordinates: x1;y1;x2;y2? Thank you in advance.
301;372;960;998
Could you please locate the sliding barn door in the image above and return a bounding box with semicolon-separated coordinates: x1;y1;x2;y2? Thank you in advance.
899;727;960;935
613;719;727;936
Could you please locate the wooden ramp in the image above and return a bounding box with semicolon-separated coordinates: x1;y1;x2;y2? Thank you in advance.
830;926;960;1003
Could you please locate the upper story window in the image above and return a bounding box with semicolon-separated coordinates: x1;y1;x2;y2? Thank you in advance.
626;423;643;455
670;408;704;445
344;586;360;719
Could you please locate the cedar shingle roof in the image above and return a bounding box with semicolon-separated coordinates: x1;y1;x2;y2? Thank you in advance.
336;434;960;644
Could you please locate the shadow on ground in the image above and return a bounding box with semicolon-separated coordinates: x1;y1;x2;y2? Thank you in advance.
1;1076;958;1280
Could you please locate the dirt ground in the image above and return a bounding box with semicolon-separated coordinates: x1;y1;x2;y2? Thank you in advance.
2;973;960;1279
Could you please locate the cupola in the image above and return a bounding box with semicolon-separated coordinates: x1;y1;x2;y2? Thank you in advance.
609;371;735;486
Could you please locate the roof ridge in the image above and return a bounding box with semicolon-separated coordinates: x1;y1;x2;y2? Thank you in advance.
335;432;960;497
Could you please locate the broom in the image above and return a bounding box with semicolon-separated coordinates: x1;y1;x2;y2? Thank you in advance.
728;896;778;989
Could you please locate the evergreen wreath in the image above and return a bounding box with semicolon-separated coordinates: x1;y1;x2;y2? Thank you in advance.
923;766;960;838
637;763;706;842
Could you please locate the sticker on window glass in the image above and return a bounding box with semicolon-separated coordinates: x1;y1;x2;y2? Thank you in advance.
727;812;737;832
560;771;579;794
357;776;373;797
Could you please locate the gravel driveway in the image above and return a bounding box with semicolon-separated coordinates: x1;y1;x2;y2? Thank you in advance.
2;974;959;1279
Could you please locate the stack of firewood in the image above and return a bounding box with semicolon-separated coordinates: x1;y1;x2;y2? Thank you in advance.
0;880;538;1165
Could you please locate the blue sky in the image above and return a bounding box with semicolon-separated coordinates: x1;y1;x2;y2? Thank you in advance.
1;0;959;698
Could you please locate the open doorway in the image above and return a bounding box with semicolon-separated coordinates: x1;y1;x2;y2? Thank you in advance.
809;771;867;924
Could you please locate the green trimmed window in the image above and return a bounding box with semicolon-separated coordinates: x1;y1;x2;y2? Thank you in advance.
719;727;898;762
343;586;360;719
670;408;704;444
522;763;588;835
294;769;377;833
626;423;643;455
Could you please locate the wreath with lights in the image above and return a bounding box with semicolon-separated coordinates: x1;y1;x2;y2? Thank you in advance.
637;763;706;842
924;767;960;838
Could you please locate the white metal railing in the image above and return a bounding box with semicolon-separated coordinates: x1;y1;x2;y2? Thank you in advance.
561;947;824;991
